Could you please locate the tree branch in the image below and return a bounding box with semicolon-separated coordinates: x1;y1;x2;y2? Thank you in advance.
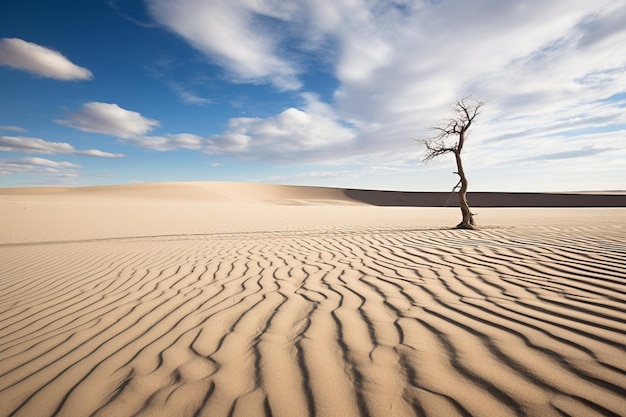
419;96;485;163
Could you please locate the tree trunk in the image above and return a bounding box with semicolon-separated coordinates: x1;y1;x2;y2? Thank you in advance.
454;151;477;229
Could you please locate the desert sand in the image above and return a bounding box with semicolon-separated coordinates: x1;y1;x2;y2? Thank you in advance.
1;182;625;417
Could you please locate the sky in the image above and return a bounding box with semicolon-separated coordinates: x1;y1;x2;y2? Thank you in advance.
1;0;625;191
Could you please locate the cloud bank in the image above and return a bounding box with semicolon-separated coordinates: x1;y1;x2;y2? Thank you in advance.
0;38;93;80
144;0;626;170
57;96;355;159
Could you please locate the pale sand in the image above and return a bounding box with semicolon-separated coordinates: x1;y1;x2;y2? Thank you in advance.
1;182;625;417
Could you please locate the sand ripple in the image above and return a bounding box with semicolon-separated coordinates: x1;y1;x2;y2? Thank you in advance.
1;226;625;417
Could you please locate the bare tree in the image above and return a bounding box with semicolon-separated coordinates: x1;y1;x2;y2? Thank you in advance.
421;97;485;230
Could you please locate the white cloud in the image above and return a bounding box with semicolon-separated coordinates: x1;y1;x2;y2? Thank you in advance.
0;38;92;80
0;135;124;158
131;133;204;151
0;136;73;154
302;0;395;84
76;149;125;158
144;0;403;90
21;157;79;168
57;102;160;138
0;157;80;177
206;93;355;160
147;0;301;90
53;102;211;152
331;1;625;133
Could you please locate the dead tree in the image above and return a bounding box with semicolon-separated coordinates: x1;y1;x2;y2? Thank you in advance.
421;97;485;230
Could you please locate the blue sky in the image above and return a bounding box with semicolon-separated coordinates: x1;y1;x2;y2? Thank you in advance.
1;0;625;191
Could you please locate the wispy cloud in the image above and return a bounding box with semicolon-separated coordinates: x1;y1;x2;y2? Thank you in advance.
0;38;92;80
0;135;124;158
77;149;125;158
518;147;614;162
107;0;158;28
169;82;213;105
0;125;27;133
147;0;302;90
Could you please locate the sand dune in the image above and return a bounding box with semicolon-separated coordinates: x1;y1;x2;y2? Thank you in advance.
3;181;625;206
1;182;625;417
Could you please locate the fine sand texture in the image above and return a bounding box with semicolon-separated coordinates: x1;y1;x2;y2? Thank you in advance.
1;182;625;417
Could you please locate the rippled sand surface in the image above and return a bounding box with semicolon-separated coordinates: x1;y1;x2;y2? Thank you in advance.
1;183;625;417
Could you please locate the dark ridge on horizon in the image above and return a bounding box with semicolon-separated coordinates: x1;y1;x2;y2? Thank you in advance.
343;189;626;207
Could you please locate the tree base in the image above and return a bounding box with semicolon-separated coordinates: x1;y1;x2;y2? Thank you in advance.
456;221;479;230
